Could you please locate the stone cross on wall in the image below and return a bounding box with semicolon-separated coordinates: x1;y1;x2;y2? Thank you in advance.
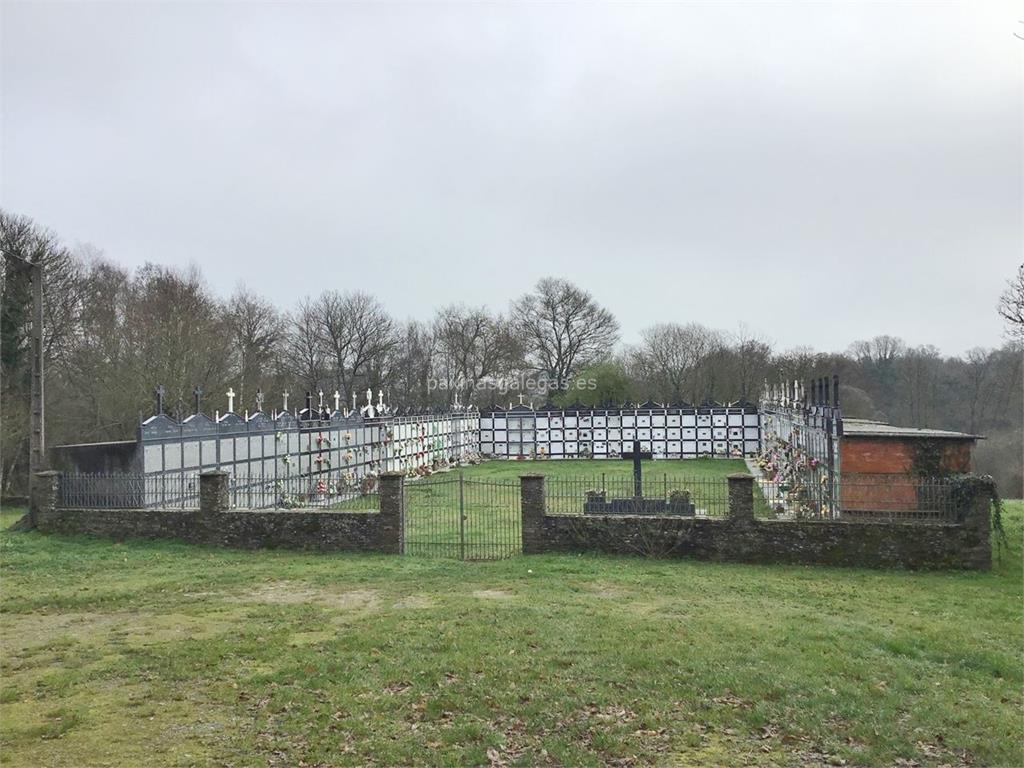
282;390;290;411
333;391;341;411
518;393;525;405
318;389;324;408
256;389;265;412
352;392;357;411
226;387;236;413
377;389;384;409
360;389;376;418
154;385;165;415
193;386;203;414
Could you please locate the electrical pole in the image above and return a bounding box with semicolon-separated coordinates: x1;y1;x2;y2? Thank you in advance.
30;259;44;485
3;254;45;498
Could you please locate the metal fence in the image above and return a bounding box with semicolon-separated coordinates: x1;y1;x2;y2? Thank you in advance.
227;474;379;511
544;475;732;517
58;473;201;510
403;473;521;559
757;474;960;522
56;472;379;511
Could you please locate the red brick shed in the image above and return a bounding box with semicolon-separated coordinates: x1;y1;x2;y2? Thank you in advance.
840;419;980;514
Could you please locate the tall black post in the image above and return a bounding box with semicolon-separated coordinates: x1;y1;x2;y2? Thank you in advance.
632;440;642;498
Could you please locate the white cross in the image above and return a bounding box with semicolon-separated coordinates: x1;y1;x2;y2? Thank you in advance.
352;392;357;410
282;390;289;410
226;387;236;413
318;389;324;408
333;390;341;411
518;393;525;405
377;389;384;408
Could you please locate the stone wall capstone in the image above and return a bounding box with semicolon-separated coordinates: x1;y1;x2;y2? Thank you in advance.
520;474;546;555
378;473;405;555
199;471;230;513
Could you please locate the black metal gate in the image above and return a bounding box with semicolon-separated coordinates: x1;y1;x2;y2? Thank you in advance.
402;473;521;560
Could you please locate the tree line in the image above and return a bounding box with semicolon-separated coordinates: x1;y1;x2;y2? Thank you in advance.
2;211;1021;495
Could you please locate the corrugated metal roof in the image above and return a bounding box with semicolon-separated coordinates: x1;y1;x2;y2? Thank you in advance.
842;419;981;440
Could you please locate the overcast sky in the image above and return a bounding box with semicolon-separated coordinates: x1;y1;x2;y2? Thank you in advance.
2;2;1020;356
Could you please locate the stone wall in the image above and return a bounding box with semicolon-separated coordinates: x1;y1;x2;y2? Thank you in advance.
531;514;990;570
523;474;992;570
30;470;401;553
34;506;387;552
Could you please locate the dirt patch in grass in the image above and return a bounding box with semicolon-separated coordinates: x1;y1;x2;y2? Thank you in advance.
471;589;513;600
586;583;632;600
392;595;435;609
1;613;125;652
1;679;231;768
231;581;381;610
1;611;236;654
287;629;335;646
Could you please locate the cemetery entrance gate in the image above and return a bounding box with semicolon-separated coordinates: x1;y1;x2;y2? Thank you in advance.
402;473;522;560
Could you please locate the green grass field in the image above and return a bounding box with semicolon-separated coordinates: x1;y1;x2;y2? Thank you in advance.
1;490;1021;766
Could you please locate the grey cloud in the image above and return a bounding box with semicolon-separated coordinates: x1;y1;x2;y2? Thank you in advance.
2;1;1019;354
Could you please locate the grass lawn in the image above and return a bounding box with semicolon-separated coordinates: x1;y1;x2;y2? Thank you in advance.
1;497;1021;767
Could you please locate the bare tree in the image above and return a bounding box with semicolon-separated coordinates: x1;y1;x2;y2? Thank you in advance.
313;290;396;400
121;263;233;416
899;345;942;426
726;323;772;401
849;335;906;364
512;278;619;393
434;305;521;405
962;347;992;433
226;286;285;406
284;297;326;395
997;264;1024;341
630;323;722;403
385;320;439;407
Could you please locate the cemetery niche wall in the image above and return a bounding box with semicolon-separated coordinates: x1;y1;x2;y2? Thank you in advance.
478;400;762;459
52;387;482;500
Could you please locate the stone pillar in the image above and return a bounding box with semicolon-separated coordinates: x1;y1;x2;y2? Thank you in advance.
30;470;61;527
378;472;404;555
961;479;993;571
520;474;546;554
199;471;230;513
727;473;755;522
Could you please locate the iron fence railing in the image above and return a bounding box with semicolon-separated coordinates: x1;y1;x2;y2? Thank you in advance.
56;472;380;511
55;470;964;524
227;474;380;511
757;474;960;522
58;473;201;510
544;475;732;517
403;473;521;559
